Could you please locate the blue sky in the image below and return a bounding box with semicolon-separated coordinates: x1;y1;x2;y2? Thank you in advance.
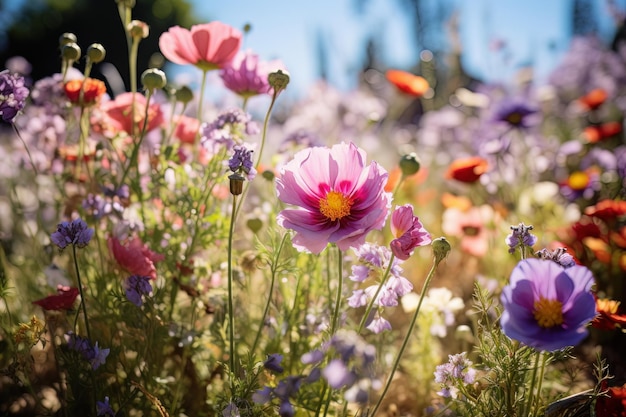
191;0;626;96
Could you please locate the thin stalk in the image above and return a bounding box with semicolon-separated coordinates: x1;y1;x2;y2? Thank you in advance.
12;124;38;176
522;350;541;417
330;245;344;336
357;254;395;334
194;69;209;144
118;90;153;187
71;245;91;341
370;254;441;416
227;195;238;377
251;233;288;355
532;352;547;417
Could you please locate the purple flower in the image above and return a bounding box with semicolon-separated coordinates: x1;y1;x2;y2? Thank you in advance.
220;49;285;98
125;275;153;307
491;99;539;129
365;314;392;334
90;342;110;370
200;108;259;154
228;144;257;180
434;352;476;399
65;332;110;370
50;218;94;250
389;204;431;260
276;142;391;253
505;223;538;254
222;402;240;417
500;258;597;351
96;396;115;417
263;353;284;374
0;70;29;123
535;247;576;268
323;359;356;389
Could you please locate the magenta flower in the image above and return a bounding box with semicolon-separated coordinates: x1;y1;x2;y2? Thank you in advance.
159;21;242;71
500;258;597;352
389;204;431;260
220;49;286;98
276;142;391;253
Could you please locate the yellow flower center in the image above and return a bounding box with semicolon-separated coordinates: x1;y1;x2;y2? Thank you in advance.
567;171;590;190
319;191;353;221
506;112;523;125
533;297;564;328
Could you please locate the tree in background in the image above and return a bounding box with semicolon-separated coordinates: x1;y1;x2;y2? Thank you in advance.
0;0;196;93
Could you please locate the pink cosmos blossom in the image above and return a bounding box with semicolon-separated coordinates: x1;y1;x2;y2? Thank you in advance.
107;236;164;280
441;205;496;257
276;142;391;253
389;204;431;260
173;115;200;144
159;21;242;70
219;49;286;98
100;92;164;135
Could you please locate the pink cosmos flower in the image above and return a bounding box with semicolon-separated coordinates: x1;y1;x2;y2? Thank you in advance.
276;142;391;253
108;236;164;280
100;92;164;135
159;21;242;71
441;205;495;257
173;115;200;144
389;204;432;260
219;49;286;98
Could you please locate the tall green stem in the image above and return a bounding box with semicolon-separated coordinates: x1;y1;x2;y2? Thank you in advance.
72;245;91;341
357;254;395;334
227;195;238;377
370;254;442;416
195;69;208;144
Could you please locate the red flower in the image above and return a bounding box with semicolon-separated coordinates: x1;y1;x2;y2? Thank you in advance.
583;121;622;143
592;295;626;331
445;156;489;183
64;78;107;104
108;236;164;280
32;286;79;311
578;88;608;110
173;115;200;144
100;92;164;135
385;69;429;97
584;199;626;221
596;382;626;417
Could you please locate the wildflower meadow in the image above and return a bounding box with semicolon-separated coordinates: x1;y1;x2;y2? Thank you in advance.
1;2;626;417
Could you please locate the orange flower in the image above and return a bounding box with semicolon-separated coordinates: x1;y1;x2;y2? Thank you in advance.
583;121;622;143
584;199;626;221
64;78;107;104
593;296;626;330
578;88;608;110
445;156;489;183
441;192;472;211
385;69;429;97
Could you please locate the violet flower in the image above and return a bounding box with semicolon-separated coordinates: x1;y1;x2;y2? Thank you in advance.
505;223;538;254
50;218;94;250
389;204;431;260
228;144;257;181
125;275;153;307
0;70;29;123
220;49;285;98
500;258;597;351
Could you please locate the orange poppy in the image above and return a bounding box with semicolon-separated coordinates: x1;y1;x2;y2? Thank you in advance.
441;192;472;211
445;156;489;183
578;88;608;110
584;199;626;220
592;296;626;330
385;69;429;97
583;121;622;143
64;78;107;104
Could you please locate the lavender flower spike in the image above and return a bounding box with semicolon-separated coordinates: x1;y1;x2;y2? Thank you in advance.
50;218;94;250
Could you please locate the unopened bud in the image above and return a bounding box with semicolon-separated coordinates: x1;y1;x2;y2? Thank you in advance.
116;0;136;7
243;23;252;34
399;152;421;177
261;170;275;181
246;218;263;234
61;43;81;62
175;86;193;104
59;33;77;47
141;68;167;91
432;237;451;263
268;69;290;92
87;43;106;64
128;20;149;40
229;173;245;195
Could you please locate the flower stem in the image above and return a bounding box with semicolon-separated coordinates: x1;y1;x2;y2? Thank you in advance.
118;90;153;188
251;233;288;355
370;253;442;416
72;245;92;341
357;254;395;334
11;124;38;176
194;69;208;145
330;245;344;336
522;350;541;417
227;195;238;378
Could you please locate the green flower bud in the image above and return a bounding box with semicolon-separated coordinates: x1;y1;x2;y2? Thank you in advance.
243;23;252;34
175;86;194;104
229;173;245;196
128;20;149;40
268;69;290;92
141;68;167;91
87;43;106;64
261;170;275;182
399;152;421;177
61;43;81;62
59;32;77;47
116;0;136;7
432;237;451;263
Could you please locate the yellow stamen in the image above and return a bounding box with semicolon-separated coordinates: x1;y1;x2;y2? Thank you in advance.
319;191;352;221
533;297;564;328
